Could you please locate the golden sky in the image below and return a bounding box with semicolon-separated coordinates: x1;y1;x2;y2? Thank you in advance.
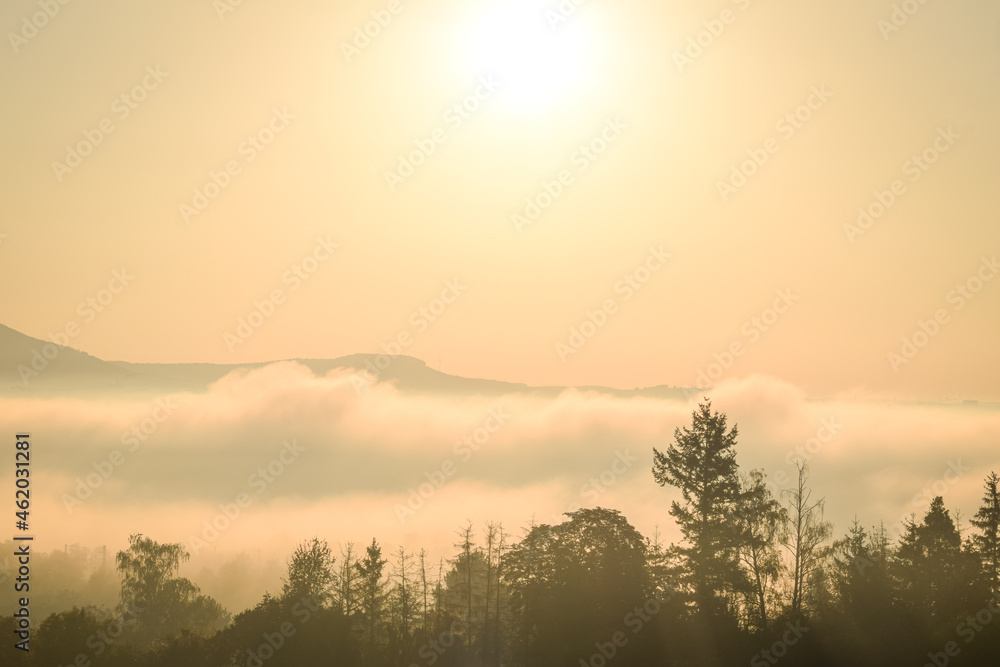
2;0;999;400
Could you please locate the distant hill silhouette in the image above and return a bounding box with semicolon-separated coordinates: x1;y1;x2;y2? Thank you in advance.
0;323;697;399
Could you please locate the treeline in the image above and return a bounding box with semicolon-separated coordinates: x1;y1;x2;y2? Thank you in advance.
3;400;999;666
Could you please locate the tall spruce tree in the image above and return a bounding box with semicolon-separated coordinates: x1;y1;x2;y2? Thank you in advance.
652;399;746;616
356;538;388;653
971;471;1000;592
830;519;892;621
894;497;979;631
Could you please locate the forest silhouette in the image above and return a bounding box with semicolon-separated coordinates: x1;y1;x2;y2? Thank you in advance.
4;400;999;666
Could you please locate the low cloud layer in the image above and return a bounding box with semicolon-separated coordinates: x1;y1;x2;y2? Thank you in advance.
2;362;998;612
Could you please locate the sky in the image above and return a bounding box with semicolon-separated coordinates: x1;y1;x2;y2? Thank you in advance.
1;0;1000;614
1;0;997;400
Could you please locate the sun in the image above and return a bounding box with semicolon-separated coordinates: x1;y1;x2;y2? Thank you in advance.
460;0;598;111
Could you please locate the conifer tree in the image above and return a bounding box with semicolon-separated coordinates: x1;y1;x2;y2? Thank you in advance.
356;538;388;651
971;472;1000;592
652;399;746;616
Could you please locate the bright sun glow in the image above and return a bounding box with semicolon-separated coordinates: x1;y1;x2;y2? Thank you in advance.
462;1;597;110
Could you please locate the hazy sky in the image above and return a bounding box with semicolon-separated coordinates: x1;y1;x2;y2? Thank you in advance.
3;0;999;401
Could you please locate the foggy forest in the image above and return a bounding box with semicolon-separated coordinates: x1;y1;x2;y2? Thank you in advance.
3;402;999;666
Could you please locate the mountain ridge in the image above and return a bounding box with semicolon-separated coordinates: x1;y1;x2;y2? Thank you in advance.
0;323;696;399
